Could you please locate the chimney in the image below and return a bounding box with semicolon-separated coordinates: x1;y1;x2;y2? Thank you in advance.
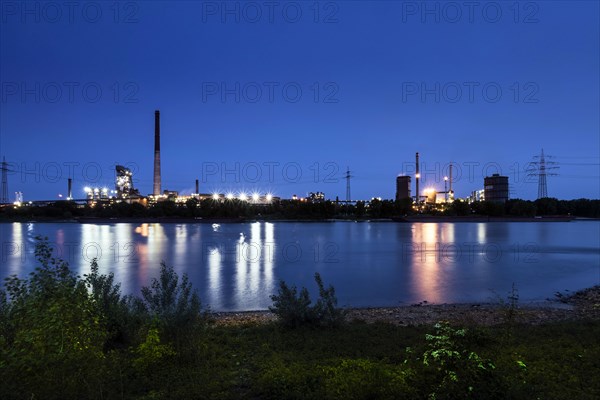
415;152;420;203
68;178;72;200
195;179;199;195
449;163;453;194
153;110;161;196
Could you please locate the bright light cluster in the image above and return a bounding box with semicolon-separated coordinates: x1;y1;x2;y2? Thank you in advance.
212;192;275;203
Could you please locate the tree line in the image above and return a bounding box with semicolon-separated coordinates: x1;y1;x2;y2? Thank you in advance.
1;197;599;220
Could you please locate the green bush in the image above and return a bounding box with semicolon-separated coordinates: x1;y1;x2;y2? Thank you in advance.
0;237;109;399
140;262;206;348
269;273;346;328
418;322;503;400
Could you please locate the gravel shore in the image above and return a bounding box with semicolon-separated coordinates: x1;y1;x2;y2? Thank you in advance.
211;286;600;327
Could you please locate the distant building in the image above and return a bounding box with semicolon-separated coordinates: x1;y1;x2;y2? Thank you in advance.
308;192;325;202
470;189;485;203
395;175;411;201
115;165;140;198
424;188;437;204
484;174;509;203
163;190;179;199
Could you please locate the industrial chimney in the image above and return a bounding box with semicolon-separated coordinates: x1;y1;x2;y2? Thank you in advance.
448;163;453;196
68;178;72;200
415;152;420;203
153;110;161;196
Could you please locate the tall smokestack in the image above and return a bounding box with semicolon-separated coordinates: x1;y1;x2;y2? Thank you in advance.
449;163;453;194
415;152;420;203
195;179;199;195
68;178;72;200
153;110;161;196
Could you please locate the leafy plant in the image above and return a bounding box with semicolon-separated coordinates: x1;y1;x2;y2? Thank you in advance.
0;237;108;399
421;322;499;400
140;262;206;347
313;272;346;328
269;273;346;328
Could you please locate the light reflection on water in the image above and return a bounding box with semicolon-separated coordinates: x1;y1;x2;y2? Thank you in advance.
0;221;598;311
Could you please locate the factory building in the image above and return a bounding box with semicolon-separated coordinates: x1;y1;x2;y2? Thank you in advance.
484;174;509;203
395;175;411;201
115;165;140;198
308;192;325;202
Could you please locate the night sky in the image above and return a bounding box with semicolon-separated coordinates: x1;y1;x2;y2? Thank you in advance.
1;1;599;201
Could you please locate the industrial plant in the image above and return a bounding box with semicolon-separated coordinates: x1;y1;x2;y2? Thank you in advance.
102;110;280;207
1;110;560;212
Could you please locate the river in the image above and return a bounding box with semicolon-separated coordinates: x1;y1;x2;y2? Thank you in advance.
1;221;598;311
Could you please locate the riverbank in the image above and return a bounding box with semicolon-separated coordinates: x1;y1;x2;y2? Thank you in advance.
212;285;600;327
394;215;577;222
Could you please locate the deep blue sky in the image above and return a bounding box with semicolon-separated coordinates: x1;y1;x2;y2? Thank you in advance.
1;0;599;201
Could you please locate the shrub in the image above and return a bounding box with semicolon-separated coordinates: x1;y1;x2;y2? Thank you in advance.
269;273;346;328
84;259;146;349
313;272;346;328
140;262;206;347
419;322;502;399
0;237;108;399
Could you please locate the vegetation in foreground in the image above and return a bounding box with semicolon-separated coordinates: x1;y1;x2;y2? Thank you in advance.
1;239;599;400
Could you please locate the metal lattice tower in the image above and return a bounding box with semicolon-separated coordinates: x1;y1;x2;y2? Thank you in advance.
344;167;352;203
1;157;8;204
527;149;559;199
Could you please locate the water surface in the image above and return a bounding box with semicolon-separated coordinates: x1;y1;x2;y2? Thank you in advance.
1;221;598;311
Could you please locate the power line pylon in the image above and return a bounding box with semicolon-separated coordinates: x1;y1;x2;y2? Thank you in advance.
527;149;559;199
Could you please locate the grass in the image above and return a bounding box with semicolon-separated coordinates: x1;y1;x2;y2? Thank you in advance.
2;238;599;399
83;318;597;400
2;308;599;399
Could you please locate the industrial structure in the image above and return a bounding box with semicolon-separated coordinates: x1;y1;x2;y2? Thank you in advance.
528;149;558;199
415;152;420;203
4;109;540;212
484;174;509;203
153;110;162;196
1;157;8;204
115;165;141;199
395;175;411;201
408;153;455;207
344;167;352;203
308;192;325;202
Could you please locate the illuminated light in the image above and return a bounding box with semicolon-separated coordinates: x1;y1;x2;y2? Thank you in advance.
212;193;220;200
444;176;448;181
415;173;420;178
266;193;273;202
226;193;234;200
58;194;63;198
102;188;108;193
239;193;248;201
84;187;92;193
252;193;259;201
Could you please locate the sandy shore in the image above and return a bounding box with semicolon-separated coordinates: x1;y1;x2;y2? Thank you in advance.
210;286;600;327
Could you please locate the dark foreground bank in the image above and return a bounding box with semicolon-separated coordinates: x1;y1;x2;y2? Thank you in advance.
213;285;600;326
2;238;598;399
